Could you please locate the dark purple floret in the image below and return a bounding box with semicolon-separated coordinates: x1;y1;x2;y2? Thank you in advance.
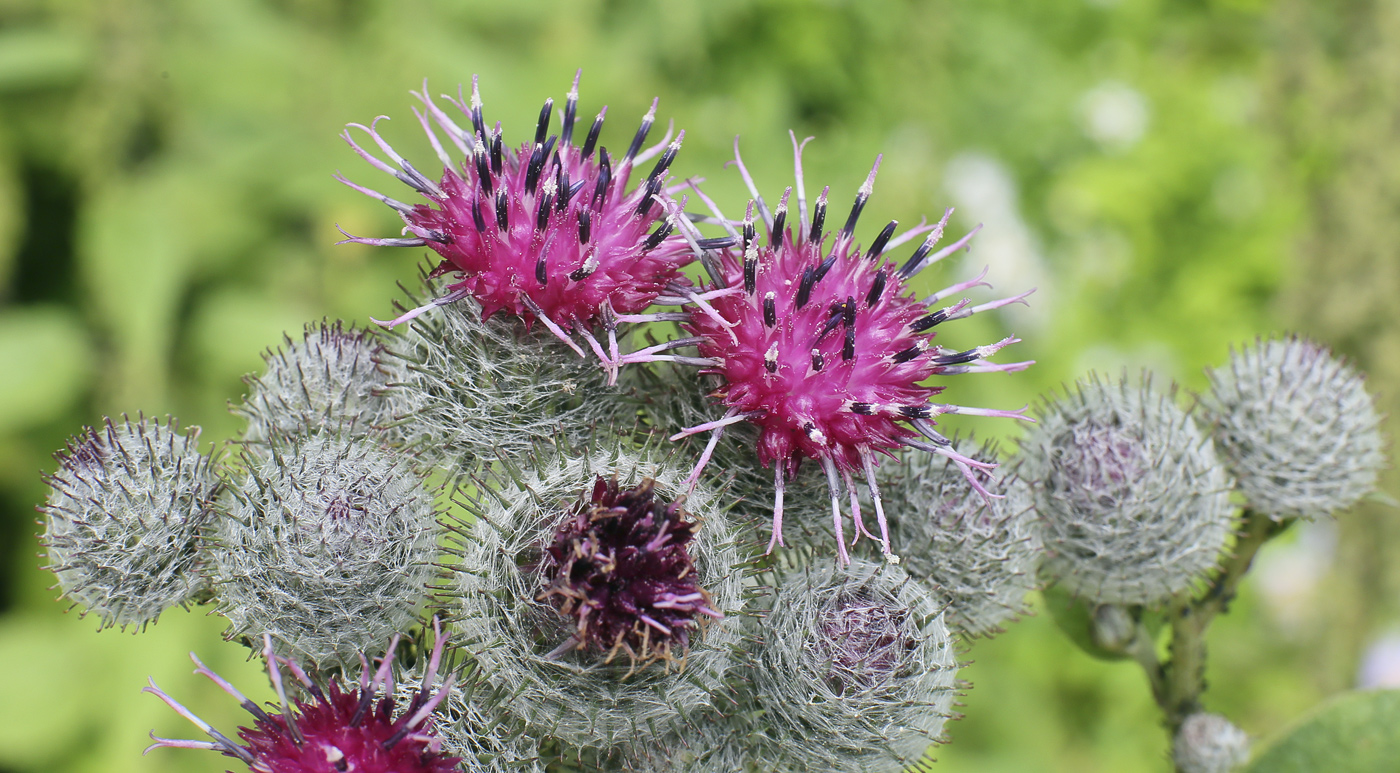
539;476;720;670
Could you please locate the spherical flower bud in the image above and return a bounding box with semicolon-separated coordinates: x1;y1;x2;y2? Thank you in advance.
143;629;460;773
1172;712;1250;773
380;289;635;476
41;416;219;629
438;435;745;753
210;434;439;670
338;71;693;370
661;138;1033;562
234;321;395;450
1204;336;1386;519
751;560;959;770
1018;376;1235;606
881;437;1043;637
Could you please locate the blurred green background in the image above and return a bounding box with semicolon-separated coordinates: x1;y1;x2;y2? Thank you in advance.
0;0;1396;771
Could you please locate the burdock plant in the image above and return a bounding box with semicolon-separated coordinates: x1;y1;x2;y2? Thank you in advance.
33;72;1390;773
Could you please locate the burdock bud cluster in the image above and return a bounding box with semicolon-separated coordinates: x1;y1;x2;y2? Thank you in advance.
1172;712;1251;773
380;291;633;474
881;438;1043;637
234;321;396;450
1203;336;1385;519
41;416;218;630
1019;376;1234;606
145;630;459;773
750;560;959;770
438;436;745;754
211;434;439;670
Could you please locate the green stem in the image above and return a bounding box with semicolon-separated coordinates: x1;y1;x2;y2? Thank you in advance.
1142;509;1290;749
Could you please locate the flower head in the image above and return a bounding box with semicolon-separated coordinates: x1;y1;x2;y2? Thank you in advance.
751;559;958;770
41;415;219;630
338;72;694;369
1203;336;1386;519
1018;376;1234;605
659;136;1034;562
211;434;440;671
881;437;1043;638
438;435;746;753
539;476;720;670
143;627;459;773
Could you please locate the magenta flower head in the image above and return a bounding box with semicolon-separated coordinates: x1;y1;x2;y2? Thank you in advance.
659;135;1034;562
337;71;694;373
539;475;720;670
143;624;459;773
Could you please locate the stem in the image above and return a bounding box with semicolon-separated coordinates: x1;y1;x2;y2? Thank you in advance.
1141;509;1290;749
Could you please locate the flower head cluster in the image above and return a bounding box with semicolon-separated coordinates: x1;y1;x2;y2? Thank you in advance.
144;630;458;773
339;72;693;367
658;138;1033;562
1203;336;1385;519
539;476;720;669
1019;376;1235;605
41;416;219;630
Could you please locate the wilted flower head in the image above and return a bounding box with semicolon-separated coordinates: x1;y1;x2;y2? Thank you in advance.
338;71;693;368
657;136;1033;562
1203;336;1386;519
438;435;745;753
41;415;219;630
211;434;440;671
235;321;394;450
539;476;720;670
144;628;459;773
882;437;1043;637
1019;376;1234;606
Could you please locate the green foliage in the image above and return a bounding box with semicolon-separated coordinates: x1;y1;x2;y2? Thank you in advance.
1244;690;1400;773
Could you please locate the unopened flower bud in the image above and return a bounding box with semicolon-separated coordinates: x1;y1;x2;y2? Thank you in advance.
210;434;439;670
882;437;1043;637
1019;376;1234;606
41;416;218;629
751;560;958;770
1173;712;1250;773
1091;604;1137;652
1204;337;1385;519
380;291;636;477
234;321;394;450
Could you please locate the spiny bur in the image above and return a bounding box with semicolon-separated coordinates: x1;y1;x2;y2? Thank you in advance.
234;321;396;452
41;415;219;630
749;559;959;771
1204;336;1386;520
881;437;1043;637
1018;376;1234;606
209;433;440;671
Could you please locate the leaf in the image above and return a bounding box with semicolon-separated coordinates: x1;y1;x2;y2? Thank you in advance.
1243;689;1400;772
0;27;89;92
